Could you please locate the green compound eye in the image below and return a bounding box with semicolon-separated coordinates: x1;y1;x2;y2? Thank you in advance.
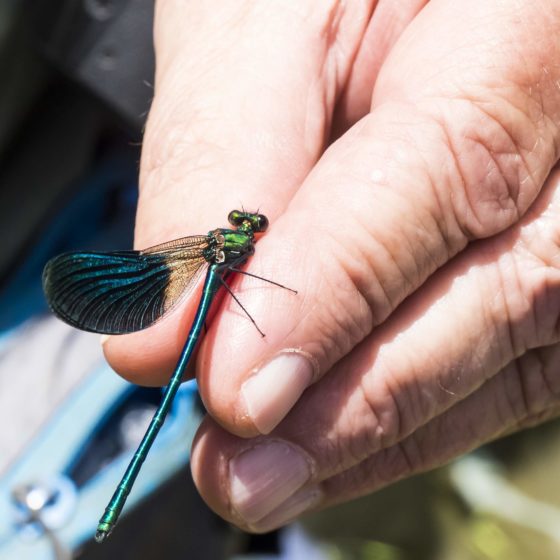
227;209;244;226
227;210;269;232
254;213;269;232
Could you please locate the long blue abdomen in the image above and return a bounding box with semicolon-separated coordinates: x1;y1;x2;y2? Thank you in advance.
95;264;221;541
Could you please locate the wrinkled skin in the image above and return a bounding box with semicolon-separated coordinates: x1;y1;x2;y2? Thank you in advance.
104;0;560;532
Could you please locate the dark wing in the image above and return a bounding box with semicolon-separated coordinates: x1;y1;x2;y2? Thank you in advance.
42;236;211;334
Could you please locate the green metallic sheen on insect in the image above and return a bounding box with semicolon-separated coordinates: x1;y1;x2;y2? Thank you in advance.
42;210;294;543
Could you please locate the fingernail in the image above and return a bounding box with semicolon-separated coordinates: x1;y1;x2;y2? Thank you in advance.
250;484;323;533
242;351;315;434
229;441;313;524
100;334;110;346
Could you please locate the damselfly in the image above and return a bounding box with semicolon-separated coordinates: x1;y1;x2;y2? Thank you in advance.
43;210;295;542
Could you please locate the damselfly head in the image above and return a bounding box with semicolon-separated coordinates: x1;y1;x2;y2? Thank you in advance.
228;210;269;233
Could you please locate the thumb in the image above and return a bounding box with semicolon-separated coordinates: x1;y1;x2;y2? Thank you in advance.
197;0;560;436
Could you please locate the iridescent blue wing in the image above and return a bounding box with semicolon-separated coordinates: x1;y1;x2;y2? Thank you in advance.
43;236;211;334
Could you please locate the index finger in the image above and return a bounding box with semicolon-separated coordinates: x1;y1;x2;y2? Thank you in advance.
103;1;376;380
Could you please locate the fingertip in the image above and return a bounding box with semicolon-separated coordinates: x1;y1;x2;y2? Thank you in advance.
102;308;197;386
240;351;316;434
192;418;322;533
198;343;318;438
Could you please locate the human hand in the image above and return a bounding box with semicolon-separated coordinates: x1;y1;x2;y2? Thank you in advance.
104;0;560;532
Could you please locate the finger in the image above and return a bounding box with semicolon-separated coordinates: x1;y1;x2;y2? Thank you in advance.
332;0;429;135
191;343;560;532
319;344;560;512
191;166;560;528
197;0;560;434
103;1;376;382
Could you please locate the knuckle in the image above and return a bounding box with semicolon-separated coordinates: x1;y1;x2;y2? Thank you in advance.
314;368;410;474
319;212;413;329
432;94;545;239
502;234;560;351
353;368;415;458
498;349;560;430
309;239;376;361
